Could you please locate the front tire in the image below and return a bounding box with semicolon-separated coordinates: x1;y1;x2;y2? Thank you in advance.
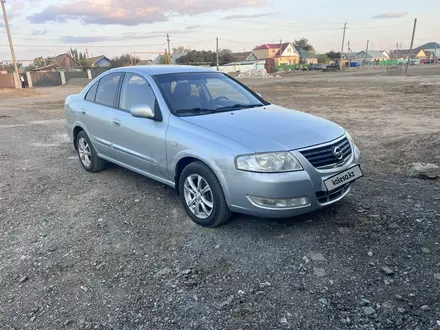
179;162;231;227
76;131;106;173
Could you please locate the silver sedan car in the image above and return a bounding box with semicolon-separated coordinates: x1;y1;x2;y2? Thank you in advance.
65;66;362;227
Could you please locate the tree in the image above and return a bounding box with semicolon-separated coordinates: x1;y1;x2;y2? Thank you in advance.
318;54;330;64
218;49;236;64
111;54;139;67
0;62;22;73
172;46;192;53
175;49;235;65
294;38;315;53
326;51;341;60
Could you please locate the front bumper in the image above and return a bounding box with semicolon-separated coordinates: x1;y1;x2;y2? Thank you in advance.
222;143;361;218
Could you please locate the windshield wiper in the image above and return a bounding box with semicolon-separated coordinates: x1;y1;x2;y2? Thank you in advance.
215;104;263;111
175;108;217;115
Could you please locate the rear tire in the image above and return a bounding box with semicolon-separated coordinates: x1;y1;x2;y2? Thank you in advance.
76;131;106;173
179;162;231;227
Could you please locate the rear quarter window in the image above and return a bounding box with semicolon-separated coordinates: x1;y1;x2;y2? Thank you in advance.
85;81;99;102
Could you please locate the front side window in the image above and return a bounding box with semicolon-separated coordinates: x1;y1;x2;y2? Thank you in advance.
154;72;267;116
95;73;122;107
119;73;156;111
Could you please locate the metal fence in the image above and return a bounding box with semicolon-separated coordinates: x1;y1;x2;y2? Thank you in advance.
64;71;88;81
30;72;62;87
91;68;111;79
0;73;16;88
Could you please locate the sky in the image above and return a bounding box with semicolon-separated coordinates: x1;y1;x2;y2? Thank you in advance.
1;0;439;62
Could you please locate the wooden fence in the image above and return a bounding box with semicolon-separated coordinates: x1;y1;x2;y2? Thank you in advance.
0;73;16;88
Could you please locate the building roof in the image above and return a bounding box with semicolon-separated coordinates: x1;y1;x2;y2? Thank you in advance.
365;50;389;58
232;52;252;61
294;46;316;59
55;53;81;66
254;43;283;50
275;43;290;57
424;50;433;57
223;60;265;66
87;55;109;65
418;42;440;49
138;59;153;65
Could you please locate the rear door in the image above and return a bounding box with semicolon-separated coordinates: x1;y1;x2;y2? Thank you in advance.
110;73;168;179
79;72;123;160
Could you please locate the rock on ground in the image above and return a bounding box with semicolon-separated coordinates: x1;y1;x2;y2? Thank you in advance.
407;162;440;179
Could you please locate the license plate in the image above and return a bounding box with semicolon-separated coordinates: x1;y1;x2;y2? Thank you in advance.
324;165;363;191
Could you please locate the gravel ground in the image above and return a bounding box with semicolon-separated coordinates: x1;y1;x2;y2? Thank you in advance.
0;67;439;330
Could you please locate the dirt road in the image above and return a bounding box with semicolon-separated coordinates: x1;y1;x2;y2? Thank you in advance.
1;68;439;329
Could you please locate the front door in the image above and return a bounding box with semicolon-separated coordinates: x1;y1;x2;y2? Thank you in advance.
111;73;168;180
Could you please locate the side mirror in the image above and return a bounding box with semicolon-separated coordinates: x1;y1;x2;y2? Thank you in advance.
130;104;154;119
256;92;262;97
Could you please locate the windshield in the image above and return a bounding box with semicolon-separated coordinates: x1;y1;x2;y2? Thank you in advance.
154;72;268;116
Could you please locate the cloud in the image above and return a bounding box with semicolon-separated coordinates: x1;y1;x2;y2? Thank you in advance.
28;0;265;25
185;25;200;30
32;29;48;35
373;12;408;19
60;30;191;43
0;22;4;28
60;34;161;43
222;12;277;20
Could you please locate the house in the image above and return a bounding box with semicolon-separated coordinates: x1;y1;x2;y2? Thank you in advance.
397;48;426;60
274;43;300;65
36;53;82;72
171;52;187;64
424;51;433;59
247;43;282;60
87;55;111;68
294;46;318;64
356;50;389;61
247;43;300;66
416;42;439;57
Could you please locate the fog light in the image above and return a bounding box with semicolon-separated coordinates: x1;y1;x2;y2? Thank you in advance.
247;195;309;209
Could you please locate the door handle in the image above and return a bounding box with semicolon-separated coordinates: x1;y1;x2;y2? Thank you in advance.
80;108;87;115
111;118;121;127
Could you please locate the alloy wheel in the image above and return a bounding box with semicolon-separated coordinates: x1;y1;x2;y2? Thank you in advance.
183;174;213;219
78;137;92;167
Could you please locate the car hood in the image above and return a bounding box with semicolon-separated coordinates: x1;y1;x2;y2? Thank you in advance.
180;104;345;152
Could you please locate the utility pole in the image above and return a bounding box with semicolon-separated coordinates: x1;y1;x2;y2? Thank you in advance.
216;37;219;71
405;18;417;73
395;42;399;61
166;33;171;64
364;39;369;63
1;0;21;89
339;22;348;70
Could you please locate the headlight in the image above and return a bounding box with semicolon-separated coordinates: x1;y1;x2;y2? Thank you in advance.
236;152;303;172
346;131;360;158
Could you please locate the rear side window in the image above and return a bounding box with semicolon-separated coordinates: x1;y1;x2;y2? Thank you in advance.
85;81;98;102
95;73;122;107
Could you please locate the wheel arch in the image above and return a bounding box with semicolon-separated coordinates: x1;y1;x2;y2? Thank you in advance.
72;122;90;150
173;155;230;200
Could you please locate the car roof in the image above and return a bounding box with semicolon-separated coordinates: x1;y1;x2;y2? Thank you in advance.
106;65;217;76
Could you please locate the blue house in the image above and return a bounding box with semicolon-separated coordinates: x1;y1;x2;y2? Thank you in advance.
87;55;111;68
